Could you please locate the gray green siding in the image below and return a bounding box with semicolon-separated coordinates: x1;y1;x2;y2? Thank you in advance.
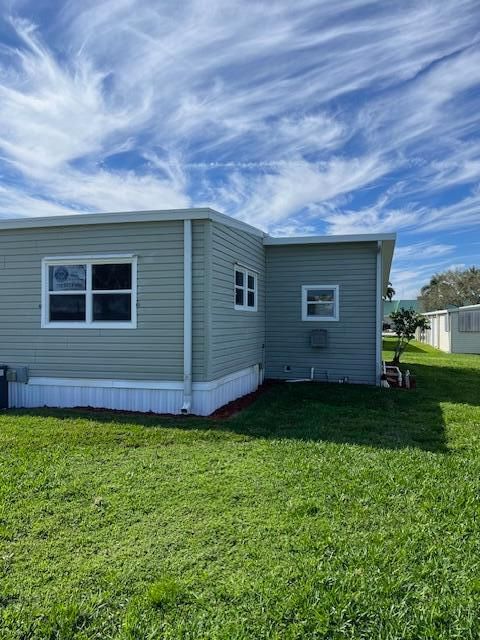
0;216;382;387
265;242;378;384
207;221;265;380
0;219;206;381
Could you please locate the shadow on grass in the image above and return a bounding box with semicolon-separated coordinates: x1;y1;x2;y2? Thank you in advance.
6;355;478;453
231;363;478;452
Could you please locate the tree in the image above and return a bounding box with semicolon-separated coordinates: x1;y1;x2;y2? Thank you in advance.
384;281;395;302
419;267;480;312
390;308;430;365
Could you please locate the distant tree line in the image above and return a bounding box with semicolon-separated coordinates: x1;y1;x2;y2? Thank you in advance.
419;266;480;312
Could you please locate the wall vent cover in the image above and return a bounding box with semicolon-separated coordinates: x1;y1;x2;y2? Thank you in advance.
310;329;327;348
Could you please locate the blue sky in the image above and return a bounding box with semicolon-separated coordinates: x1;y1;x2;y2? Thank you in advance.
0;1;479;297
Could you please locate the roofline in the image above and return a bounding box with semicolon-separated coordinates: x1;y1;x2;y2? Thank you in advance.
0;207;267;238
422;310;450;316
458;303;480;311
263;233;396;245
0;211;397;247
423;303;480;315
264;233;396;295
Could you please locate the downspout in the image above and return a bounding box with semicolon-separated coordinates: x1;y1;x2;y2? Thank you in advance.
181;220;193;414
375;240;383;386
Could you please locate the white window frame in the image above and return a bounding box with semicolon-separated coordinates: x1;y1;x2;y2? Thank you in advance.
301;284;339;322
41;254;138;329
234;264;258;312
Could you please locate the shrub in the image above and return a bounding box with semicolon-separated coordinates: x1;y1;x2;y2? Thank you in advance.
390;308;430;364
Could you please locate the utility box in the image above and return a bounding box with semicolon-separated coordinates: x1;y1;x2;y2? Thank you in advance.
310;329;327;348
0;365;8;409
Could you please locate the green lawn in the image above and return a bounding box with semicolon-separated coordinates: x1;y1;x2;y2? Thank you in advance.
1;339;480;639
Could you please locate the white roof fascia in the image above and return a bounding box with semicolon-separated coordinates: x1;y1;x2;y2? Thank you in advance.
422;310;450;316
458;303;480;311
0;207;267;238
263;233;396;245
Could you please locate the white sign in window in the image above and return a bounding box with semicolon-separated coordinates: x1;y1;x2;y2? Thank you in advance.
42;256;137;329
302;285;339;321
234;265;257;312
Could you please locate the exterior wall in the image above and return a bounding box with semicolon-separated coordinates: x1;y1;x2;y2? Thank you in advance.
207;221;266;381
418;322;432;347
0;220;206;381
0;213;392;411
418;310;480;354
8;365;260;416
450;312;480;354
417;313;446;350
437;313;451;352
265;242;377;385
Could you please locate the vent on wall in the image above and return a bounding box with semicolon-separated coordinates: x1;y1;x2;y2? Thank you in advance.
310;329;327;348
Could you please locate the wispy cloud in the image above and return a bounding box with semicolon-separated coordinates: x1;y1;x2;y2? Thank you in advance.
394;242;455;260
216;155;389;230
0;0;478;307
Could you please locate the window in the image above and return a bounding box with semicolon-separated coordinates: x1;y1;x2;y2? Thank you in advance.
302;285;339;321
444;314;450;332
459;309;480;332
234;265;257;311
42;256;137;328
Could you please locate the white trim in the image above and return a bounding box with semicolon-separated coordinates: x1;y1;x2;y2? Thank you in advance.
28;377;185;390
41;255;137;329
423;303;480;315
264;233;396;245
301;285;339;322
182;220;193;414
375;241;383;386
26;367;257;392
234;265;258;312
422;309;452;316
457;303;480;311
43;253;136;262
9;365;260;416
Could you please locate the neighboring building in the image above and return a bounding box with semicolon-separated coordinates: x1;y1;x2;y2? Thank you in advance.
0;209;395;415
417;304;480;354
383;299;420;329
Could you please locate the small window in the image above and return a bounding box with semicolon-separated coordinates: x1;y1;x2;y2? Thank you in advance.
302;285;339;321
234;265;257;311
459;309;480;332
444;314;449;332
42;256;137;328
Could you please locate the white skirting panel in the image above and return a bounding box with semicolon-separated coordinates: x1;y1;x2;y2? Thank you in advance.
8;365;260;416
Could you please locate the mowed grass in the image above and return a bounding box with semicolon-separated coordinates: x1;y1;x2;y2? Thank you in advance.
1;339;480;639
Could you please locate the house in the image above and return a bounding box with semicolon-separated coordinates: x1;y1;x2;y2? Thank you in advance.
417;304;480;354
0;209;395;415
383;299;419;330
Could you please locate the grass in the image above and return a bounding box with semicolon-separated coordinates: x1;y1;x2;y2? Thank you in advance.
0;339;480;638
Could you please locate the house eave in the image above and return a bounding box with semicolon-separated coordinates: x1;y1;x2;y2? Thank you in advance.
263;233;396;245
0;207;267;238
